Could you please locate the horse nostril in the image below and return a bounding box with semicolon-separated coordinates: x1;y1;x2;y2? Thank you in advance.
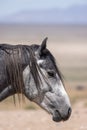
68;107;72;117
62;107;72;121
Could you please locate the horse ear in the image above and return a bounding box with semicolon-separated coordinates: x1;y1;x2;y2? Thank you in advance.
39;37;48;56
41;37;48;51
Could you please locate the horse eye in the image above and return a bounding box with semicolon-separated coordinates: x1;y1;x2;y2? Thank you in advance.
47;71;55;77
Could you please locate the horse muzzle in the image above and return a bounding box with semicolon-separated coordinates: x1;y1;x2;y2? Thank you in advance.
52;107;72;122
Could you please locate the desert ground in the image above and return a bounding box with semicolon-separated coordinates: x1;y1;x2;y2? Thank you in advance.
0;24;87;130
0;100;87;130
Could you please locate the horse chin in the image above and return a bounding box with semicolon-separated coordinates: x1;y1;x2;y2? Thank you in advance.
52;112;63;122
52;116;62;122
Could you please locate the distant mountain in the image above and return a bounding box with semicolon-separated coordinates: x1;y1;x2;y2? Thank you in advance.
1;4;87;24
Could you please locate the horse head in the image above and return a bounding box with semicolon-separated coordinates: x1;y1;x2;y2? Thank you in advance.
24;38;72;122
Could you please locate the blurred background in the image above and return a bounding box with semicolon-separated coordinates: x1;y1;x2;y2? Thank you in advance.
0;0;87;130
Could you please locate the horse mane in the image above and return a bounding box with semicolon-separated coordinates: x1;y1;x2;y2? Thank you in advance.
0;44;43;102
0;44;64;102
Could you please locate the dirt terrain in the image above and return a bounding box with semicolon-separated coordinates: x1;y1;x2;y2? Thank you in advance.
0;100;87;130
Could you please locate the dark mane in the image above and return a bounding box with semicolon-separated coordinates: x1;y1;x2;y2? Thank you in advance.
0;43;64;102
0;44;43;102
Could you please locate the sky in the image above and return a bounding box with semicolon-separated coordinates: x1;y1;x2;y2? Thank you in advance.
0;0;87;19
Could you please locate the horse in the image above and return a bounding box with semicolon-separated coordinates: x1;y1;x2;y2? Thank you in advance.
0;37;71;122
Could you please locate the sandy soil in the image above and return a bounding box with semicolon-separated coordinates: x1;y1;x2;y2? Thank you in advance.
0;100;87;130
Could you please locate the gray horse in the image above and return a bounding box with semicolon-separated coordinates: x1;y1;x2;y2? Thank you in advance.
0;38;71;122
